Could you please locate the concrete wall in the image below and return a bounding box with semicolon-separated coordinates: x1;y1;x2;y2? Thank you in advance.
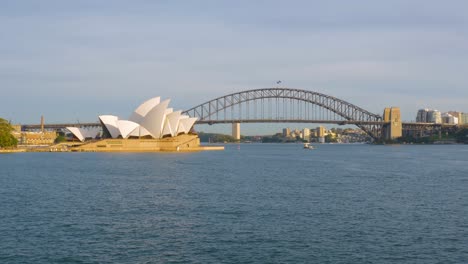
72;134;201;152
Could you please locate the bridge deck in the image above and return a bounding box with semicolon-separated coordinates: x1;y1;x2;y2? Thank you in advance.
21;121;456;131
23;121;457;129
23;120;387;128
22;122;101;130
196;120;388;125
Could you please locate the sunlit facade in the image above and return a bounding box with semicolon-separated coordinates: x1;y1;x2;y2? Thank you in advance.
67;97;197;142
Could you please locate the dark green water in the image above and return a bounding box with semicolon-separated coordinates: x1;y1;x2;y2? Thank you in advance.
1;144;468;263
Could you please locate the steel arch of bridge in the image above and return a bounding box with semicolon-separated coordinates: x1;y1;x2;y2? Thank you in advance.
183;88;384;139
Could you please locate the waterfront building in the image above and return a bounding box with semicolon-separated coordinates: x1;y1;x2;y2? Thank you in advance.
293;129;301;136
290;131;298;138
461;113;468;125
316;126;325;138
11;117;57;146
417;109;442;124
427;110;442;124
302;128;310;140
67;96;197;142
442;113;459;125
416;109;429;122
282;128;290;137
448;111;462;123
12;131;57;145
309;129;317;138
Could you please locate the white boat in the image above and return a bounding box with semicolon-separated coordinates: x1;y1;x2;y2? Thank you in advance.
303;143;315;149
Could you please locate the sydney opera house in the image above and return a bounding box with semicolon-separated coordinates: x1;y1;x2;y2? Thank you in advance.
66;97;214;152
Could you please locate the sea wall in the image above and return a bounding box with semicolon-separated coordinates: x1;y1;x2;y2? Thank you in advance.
71;134;221;152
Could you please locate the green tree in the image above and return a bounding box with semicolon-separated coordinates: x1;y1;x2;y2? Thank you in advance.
198;132;236;143
325;134;338;143
0;118;18;148
262;133;283;143
54;134;67;144
455;128;468;144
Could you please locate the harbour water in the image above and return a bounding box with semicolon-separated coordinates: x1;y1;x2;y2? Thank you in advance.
1;144;468;263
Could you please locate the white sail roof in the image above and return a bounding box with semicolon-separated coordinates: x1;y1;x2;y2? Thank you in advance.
99;115;120;138
165;110;182;137
96;96;197;140
179;117;197;134
66;127;101;142
177;115;189;135
67;127;85;142
116;120;140;139
162;121;172;136
139;99;170;139
129;96;161;123
128;126;152;137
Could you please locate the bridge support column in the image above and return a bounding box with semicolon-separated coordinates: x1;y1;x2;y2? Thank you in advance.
383;107;402;140
232;122;240;141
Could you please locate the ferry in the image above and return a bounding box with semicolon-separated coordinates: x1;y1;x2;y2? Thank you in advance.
303;143;315;150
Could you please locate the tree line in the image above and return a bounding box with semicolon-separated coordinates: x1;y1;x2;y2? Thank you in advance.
0;118;18;148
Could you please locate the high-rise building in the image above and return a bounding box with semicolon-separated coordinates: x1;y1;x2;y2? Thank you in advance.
461;113;468;125
316;126;325;137
282;128;290;137
301;128;310;141
427;110;442;124
417;109;442;124
416;109;429;122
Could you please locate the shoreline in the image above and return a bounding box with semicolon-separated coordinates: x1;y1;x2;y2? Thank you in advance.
1;135;224;153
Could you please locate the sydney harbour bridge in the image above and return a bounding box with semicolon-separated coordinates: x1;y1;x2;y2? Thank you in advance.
22;88;450;141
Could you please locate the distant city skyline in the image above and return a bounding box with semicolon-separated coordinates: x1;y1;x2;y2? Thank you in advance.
1;0;468;135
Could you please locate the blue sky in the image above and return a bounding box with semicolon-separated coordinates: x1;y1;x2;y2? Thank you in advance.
1;0;467;135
